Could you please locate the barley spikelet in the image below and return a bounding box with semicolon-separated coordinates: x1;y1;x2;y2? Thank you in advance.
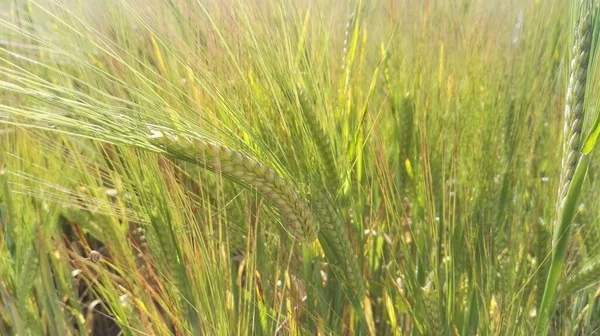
421;285;441;333
310;193;365;301
557;13;592;211
298;90;340;190
149;132;318;243
567;259;600;293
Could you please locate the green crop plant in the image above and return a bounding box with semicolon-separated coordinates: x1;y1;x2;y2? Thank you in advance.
4;0;600;335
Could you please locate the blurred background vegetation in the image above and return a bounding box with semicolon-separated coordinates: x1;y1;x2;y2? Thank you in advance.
1;0;600;334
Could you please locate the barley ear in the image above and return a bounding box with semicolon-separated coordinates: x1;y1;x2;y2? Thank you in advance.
567;259;600;293
536;12;593;334
298;89;340;192
310;191;365;303
149;132;319;243
557;13;592;210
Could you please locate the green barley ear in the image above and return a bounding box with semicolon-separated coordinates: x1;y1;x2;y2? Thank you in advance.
557;12;592;209
536;10;594;334
567;258;600;293
581;4;600;154
151;130;366;304
298;89;340;192
309;190;365;304
422;285;441;334
148;130;319;243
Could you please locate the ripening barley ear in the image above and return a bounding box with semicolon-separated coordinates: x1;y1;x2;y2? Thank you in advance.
422;285;441;334
556;15;592;210
298;89;340;192
566;258;600;293
148;131;319;243
150;130;367;306
309;191;365;304
536;10;594;334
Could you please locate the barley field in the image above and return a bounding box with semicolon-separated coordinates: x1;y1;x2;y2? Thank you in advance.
1;0;600;335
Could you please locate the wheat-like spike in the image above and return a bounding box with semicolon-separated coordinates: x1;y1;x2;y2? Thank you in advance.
298;90;340;190
149;131;318;243
310;193;365;301
567;259;600;293
558;13;592;211
422;286;441;334
536;13;594;334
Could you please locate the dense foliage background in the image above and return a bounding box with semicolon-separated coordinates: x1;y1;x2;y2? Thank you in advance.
2;0;600;334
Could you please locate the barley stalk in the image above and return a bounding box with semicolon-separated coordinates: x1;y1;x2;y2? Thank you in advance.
148;131;318;243
534;219;550;307
398;93;415;190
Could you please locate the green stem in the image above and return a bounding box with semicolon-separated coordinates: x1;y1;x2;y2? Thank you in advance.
536;154;590;335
